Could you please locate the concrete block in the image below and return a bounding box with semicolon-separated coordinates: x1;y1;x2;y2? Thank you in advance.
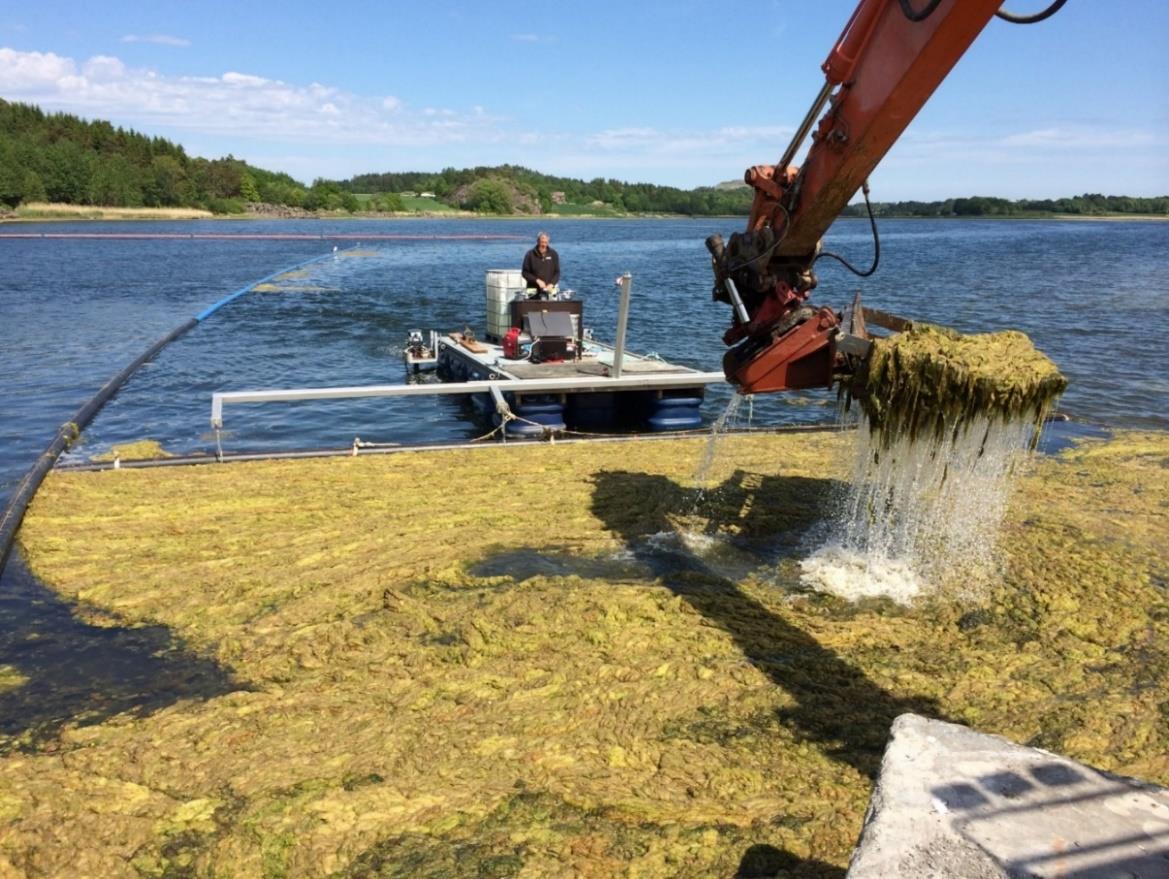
847;714;1169;878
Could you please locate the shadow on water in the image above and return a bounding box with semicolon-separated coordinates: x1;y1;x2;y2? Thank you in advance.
0;554;246;752
470;548;655;582
586;467;947;780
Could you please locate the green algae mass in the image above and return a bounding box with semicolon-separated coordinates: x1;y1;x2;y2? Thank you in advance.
4;430;1166;877
859;324;1067;445
90;439;173;462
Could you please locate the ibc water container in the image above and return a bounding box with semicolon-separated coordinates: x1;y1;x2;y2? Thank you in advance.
485;269;526;304
485;269;527;339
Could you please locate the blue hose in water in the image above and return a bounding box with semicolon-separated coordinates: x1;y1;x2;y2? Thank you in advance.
195;249;341;321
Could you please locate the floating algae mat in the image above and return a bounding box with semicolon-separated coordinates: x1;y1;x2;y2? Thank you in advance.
6;430;1168;876
252;283;340;294
803;325;1069;599
89;439;173;463
250;249;382;296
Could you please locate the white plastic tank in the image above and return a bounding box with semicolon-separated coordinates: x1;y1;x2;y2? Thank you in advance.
485;269;527;339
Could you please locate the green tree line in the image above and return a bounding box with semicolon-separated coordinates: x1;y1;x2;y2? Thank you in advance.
3;99;1164;218
840;194;1169;218
0;99;349;213
341;164;755;216
0;100;750;216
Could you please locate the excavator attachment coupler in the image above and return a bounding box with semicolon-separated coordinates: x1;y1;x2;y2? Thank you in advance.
721;294;907;396
723;305;841;394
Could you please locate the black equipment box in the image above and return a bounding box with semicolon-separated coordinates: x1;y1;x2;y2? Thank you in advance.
510;300;582;336
524;310;576;363
530;338;569;362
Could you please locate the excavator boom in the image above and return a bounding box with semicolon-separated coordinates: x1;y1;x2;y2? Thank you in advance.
709;0;1005;394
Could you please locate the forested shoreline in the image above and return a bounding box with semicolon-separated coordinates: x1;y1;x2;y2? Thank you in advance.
2;99;1165;218
841;194;1169;218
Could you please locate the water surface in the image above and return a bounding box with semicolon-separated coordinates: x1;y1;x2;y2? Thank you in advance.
2;217;1166;510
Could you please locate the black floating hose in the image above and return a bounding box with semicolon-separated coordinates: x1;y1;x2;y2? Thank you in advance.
0;248;342;575
0;319;196;572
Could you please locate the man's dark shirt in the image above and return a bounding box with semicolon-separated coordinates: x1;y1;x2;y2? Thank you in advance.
522;246;560;289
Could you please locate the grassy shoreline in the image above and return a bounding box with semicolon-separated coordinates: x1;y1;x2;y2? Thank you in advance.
4;202;216;221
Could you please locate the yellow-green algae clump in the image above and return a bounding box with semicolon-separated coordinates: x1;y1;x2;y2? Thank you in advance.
3;430;1167;877
89;439;173;463
859;324;1068;446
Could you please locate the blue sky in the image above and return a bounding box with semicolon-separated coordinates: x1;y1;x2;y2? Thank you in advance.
1;1;1166;199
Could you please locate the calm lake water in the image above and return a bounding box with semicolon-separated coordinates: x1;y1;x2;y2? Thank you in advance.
1;216;1167;512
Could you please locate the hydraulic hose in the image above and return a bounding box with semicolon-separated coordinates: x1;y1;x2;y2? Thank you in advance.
897;0;945;23
996;0;1068;25
900;0;1067;26
815;181;881;278
0;248;342;575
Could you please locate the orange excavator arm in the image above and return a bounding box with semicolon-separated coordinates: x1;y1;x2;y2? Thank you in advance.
706;0;1006;393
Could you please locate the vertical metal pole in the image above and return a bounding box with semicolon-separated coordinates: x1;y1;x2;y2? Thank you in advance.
612;272;632;379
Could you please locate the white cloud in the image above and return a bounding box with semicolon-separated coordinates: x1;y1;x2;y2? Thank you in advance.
586;124;793;156
221;71;272;88
0;46;497;148
511;33;556;43
82;55;126;81
867;125;1169;199
891;125;1162;159
587;127;659;148
120;34;191;47
0;47;75;89
999;127;1158;150
5;45;1157;193
0;47;804;186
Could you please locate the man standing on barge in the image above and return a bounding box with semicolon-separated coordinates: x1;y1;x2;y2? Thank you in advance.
522;232;560;298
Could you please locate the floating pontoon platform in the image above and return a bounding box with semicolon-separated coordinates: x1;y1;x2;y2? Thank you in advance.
212;272;727;439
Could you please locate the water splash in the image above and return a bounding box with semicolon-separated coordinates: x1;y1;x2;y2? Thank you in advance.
801;410;1039;603
694;392;745;487
799;545;924;604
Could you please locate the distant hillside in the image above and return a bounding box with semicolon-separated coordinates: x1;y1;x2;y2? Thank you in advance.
339;165;754;216
840;194;1169;218
0;99;752;217
2;99;1164;219
0;99;317;214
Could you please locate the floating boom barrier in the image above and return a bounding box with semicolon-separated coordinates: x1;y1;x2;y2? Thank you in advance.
0;232;525;241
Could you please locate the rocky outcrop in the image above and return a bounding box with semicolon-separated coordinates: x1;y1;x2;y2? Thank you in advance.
848;714;1169;878
244;202;318;219
450;181;542;215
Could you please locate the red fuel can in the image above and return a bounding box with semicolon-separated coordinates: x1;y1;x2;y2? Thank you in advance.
502;327;522;359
